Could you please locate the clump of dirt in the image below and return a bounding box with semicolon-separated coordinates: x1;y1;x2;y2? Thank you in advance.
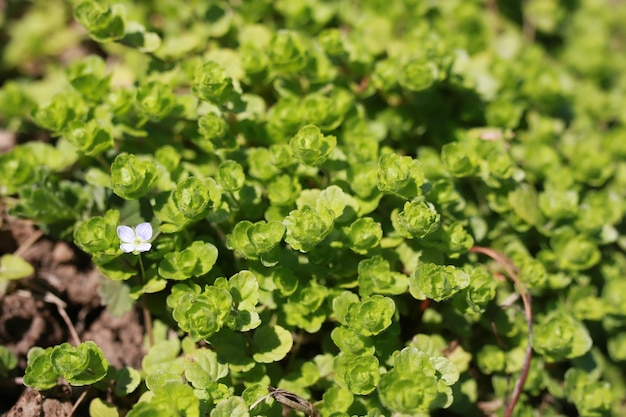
0;214;146;416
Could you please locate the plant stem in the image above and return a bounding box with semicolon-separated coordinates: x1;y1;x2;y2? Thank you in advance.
137;254;154;347
470;246;533;417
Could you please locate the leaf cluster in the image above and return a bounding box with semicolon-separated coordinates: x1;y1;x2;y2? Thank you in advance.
2;0;626;416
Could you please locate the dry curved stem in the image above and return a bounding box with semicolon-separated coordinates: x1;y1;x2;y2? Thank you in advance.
13;228;44;258
470;246;533;417
16;289;81;347
43;291;82;347
69;388;90;417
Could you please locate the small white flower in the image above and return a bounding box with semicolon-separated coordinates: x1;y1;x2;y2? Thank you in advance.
117;222;153;254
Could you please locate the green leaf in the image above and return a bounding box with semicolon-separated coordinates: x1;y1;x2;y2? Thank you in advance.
218;160;245;192
158;241;219;280
210;396;249;417
122;25;161;53
208;330;255;373
227;273;261;332
0;254;34;281
252;325;293;363
344;295;395;337
333;291;360;327
455;266;496;314
378;373;439;414
607;332;626;362
89;398;119;417
508;183;539;226
0;346;18;377
409;263;470;302
532;309;592;362
23;347;59;390
391;201;441;239
476;345;506;374
192;61;235;104
99;277;134;316
184;348;229;389
377;152;424;199
50;341;109;386
125;401;163;417
539;189;579;220
32;92;88;133
334;353;380;395
283;206;334;252
110;153;158;200
151;381;200;417
136;81;176;120
342;217;383;254
268;30;308;74
74;0;126;42
268;174;302;206
315;185;349;220
172;177;216;220
357;256;408;296
171;286;233;341
9;175;91;228
442;222;474;257
322;385;353;414
440;142;479;177
272;266;299;296
229;270;260;311
197;112;231;152
290;125;336;166
248;221;285;254
377;347;458;413
331;327;374;356
66;55;110;102
550;229;601;271
74;209;120;257
564;368;613;417
227;220;285;259
141;338;183;375
113;367;142;396
399;59;438;92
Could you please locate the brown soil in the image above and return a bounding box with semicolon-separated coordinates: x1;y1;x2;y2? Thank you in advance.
0;212;146;416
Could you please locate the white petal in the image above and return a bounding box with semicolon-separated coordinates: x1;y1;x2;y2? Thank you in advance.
117;225;135;242
135;222;153;240
135;243;152;253
120;243;136;253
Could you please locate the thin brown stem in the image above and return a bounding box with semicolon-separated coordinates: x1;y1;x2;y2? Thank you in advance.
470;246;533;417
69;387;90;417
45;292;82;346
14;228;44;258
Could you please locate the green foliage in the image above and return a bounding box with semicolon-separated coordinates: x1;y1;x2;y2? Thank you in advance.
290;125;337;167
283;206;334;252
392;200;441;239
377;347;459;413
0;346;18;377
5;0;626;416
23;341;108;390
0;254;34;282
409;263;470;302
110;153;158;200
158;241;219;280
532;309;592;362
377;152;425;199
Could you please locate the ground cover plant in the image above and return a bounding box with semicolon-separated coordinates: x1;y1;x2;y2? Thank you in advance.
1;0;626;416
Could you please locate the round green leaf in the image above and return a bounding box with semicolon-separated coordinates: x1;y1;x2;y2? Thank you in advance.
252;325;293;363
